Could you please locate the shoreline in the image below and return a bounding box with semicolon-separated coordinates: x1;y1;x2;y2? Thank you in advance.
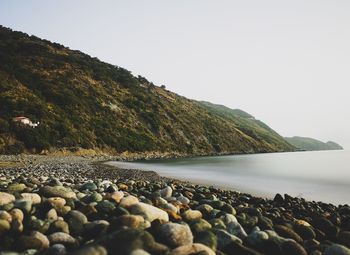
0;155;349;254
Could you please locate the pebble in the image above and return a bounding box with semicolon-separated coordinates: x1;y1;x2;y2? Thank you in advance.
281;240;308;255
160;186;173;197
0;192;15;205
216;229;242;250
48;232;77;248
18;231;50;250
107;191;124;203
182;209;202;222
40;186;77;199
324;244;350;255
159;222;193;247
169;243;215;255
119;195;139;208
67;210;88;235
0;156;349;255
48;197;67;207
21;193;42;205
116;215;145;228
130;202;169;222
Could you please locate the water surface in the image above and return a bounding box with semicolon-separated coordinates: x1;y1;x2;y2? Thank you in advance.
108;150;350;205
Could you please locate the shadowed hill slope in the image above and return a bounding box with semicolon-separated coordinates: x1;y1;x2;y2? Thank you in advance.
0;25;295;155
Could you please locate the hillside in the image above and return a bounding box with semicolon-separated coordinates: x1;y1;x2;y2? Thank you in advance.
284;136;343;151
199;101;294;150
0;25;295;155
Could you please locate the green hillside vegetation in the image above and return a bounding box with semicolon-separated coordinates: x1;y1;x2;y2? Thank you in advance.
0;25;295;155
284;136;343;151
199;101;294;150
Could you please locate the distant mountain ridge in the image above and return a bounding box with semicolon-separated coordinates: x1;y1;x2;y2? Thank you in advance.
0;25;296;155
284;136;343;151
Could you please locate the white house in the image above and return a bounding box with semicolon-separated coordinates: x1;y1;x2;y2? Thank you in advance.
13;116;40;128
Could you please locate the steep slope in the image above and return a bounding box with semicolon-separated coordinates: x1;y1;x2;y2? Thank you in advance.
0;26;295;155
199;101;294;151
284;136;343;151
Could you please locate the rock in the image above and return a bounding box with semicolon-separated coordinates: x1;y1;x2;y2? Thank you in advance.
10;208;24;222
216;229;242;250
160;186;172;198
83;192;103;203
226;220;247;239
191;219;212;233
208;218;226;230
294;223;316;240
14;198;32;213
246;228;269;247
84;220;110;238
177;196;190;205
130;202;169;222
274;224;303;243
66;210;88;235
0;210;12;222
49;220;70;234
18;231;50;250
273;193;284;203
196;204;213;218
11;218;24;233
115;215;145;228
80;182;98;191
130;249;151;255
120;195;139;208
40;186;77;199
338;231;350;248
182;209;202;222
194;230;217;251
0;192;15;205
21;193;41;205
107;191;124;203
48;232;78;248
96;228;169;254
48;197;67;207
324;244;350;255
47;208;58;221
72;245;107;255
169;243;215;255
221;213;238;224
0;219;11;235
7;183;26;193
45;243;67;255
118;183;129;190
312;217;337;238
222;241;262;255
281;240;308;255
221;203;236;215
159;222;193;247
96;200;116;214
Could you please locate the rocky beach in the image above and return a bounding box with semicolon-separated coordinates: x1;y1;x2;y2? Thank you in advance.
0;155;350;255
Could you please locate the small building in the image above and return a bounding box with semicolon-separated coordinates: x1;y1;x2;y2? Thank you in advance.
13;116;39;128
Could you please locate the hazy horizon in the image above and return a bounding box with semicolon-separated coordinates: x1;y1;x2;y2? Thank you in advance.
1;0;349;148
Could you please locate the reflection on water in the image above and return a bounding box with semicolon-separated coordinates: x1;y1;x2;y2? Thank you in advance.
108;150;350;205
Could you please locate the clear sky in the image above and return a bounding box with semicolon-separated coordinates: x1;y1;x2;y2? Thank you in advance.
1;0;349;148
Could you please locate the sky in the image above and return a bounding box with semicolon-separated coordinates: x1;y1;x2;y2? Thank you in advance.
1;0;349;148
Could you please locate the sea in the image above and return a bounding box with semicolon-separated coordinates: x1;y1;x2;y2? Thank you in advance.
108;150;350;205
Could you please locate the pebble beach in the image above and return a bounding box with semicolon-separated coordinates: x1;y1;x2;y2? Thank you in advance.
0;155;350;255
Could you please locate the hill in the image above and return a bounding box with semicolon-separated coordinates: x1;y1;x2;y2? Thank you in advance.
284;136;343;151
198;101;294;151
0;25;295;155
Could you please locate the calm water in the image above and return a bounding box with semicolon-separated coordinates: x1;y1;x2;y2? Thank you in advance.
108;150;350;205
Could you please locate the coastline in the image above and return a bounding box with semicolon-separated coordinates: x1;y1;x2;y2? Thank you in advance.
0;155;349;254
